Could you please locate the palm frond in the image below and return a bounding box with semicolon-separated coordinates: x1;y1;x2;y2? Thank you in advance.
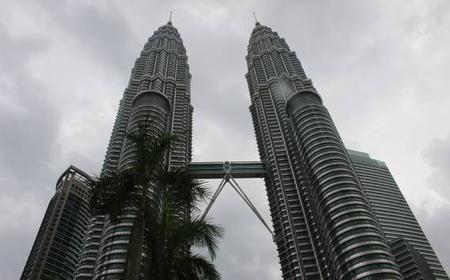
176;254;221;280
126;119;176;176
89;171;140;221
157;169;210;215
91;120;222;278
172;218;223;260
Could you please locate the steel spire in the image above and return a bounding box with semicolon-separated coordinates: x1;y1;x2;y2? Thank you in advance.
252;11;260;25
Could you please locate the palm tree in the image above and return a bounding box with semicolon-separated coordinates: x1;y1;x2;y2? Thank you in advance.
143;169;222;280
90;122;223;280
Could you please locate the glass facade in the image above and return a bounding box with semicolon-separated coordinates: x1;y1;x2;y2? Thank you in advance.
348;149;449;279
20;166;93;280
75;21;193;280
246;22;401;279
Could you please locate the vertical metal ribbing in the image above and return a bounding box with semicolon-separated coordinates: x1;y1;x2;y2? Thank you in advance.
252;52;305;277
268;80;326;279
253;92;303;278
77;46;147;280
167;87;192;169
246;23;404;280
247;24;322;280
75;215;105;279
286;91;401;279
267;86;325;279
76;22;193;280
94;91;171;279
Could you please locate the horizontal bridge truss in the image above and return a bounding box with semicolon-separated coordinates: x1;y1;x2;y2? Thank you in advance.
188;161;266;179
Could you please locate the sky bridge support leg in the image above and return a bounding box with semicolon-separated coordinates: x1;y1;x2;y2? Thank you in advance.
200;174;274;239
227;176;274;238
201;176;227;220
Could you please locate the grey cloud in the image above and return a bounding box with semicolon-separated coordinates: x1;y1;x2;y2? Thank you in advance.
200;179;280;279
415;205;450;274
38;0;140;77
0;24;58;190
0;225;39;280
0;24;60;280
423;136;450;199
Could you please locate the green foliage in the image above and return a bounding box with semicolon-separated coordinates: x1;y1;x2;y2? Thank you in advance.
89;121;223;280
90;170;139;221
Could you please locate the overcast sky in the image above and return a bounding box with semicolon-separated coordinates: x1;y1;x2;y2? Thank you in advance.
1;0;450;279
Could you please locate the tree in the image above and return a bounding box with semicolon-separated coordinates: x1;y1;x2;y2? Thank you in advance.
90;122;223;280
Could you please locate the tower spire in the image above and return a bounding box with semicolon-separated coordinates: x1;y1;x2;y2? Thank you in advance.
168;11;173;25
252;11;260;26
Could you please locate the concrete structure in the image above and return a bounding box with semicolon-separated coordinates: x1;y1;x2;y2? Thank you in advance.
348;149;448;279
20;166;93;280
189;151;449;279
243;21;449;280
246;21;403;279
189;161;266;179
75;20;193;280
390;237;435;280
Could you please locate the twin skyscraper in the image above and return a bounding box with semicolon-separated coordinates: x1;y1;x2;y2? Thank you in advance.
21;20;448;280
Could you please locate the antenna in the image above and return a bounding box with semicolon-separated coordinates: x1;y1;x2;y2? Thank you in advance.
252;11;259;25
169;11;173;23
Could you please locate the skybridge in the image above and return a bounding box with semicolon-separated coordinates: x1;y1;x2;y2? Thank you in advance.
188;161;266;179
188;161;274;239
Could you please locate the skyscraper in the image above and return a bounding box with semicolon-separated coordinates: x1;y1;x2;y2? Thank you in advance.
348;149;448;279
246;22;402;279
20;166;93;280
75;20;193;279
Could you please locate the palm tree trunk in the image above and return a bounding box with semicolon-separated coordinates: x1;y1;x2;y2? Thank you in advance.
125;211;146;280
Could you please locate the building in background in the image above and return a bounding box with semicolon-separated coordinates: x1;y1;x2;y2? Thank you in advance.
75;20;193;279
348;149;448;279
389;237;435;280
20;166;93;280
